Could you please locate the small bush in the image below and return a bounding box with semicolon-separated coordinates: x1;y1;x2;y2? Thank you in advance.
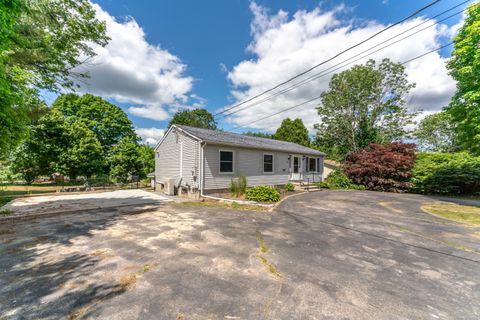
318;170;365;190
411;152;480;195
0;196;13;215
0;208;12;215
0;196;13;207
230;176;247;197
345;143;416;192
246;185;280;202
285;182;295;191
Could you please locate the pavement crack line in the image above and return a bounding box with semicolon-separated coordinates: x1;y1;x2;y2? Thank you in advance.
255;227;284;319
277;209;480;264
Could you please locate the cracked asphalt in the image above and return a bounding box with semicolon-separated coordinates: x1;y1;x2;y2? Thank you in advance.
1;190;479;319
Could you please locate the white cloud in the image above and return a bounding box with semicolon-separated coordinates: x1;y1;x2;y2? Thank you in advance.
135;127;165;145
224;2;459;133
75;3;200;121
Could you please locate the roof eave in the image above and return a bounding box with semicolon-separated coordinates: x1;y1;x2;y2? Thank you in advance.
203;141;324;156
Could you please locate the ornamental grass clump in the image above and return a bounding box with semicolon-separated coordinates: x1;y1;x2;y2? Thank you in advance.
230;176;247;197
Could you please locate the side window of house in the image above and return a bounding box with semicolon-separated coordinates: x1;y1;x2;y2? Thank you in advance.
219;151;233;173
264;154;273;173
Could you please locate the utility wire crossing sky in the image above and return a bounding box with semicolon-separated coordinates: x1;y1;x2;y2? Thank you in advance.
67;0;471;145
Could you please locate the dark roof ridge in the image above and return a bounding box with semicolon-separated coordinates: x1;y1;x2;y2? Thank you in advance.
174;124;325;156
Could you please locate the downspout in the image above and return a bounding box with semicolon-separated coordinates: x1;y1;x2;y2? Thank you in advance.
200;141;206;197
199;142;224;201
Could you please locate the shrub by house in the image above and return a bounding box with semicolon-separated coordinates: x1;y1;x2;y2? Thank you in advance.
246;185;280;202
411;152;480;195
319;169;365;190
344;143;416;192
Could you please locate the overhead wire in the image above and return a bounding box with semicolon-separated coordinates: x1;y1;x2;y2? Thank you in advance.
214;0;443;116
228;42;454;132
219;2;468;118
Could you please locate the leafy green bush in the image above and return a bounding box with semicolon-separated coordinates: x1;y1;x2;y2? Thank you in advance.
230;176;247;197
411;152;480;195
318;169;365;190
0;196;13;215
246;185;280;202
285;182;295;192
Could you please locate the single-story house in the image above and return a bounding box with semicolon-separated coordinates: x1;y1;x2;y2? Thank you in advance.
154;124;326;195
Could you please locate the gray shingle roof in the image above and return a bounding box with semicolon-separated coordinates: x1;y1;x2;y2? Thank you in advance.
175;125;325;156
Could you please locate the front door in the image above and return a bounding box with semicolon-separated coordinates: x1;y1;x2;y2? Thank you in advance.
290;155;302;181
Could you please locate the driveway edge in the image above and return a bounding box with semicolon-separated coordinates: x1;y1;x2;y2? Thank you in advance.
0;201;166;224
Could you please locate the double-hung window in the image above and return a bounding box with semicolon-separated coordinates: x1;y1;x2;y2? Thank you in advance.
308;157;317;172
219;150;234;173
263;154;274;173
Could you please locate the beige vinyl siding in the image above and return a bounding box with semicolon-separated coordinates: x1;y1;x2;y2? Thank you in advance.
155;129;200;188
203;144;291;190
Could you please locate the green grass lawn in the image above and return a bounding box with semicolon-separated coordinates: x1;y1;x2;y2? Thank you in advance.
421;203;480;226
0;184;69;197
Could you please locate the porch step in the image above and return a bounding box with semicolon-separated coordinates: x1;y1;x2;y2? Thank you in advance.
302;187;321;192
291;182;322;192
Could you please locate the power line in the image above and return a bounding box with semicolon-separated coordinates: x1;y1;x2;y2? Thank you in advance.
228;96;321;132
220;2;468;118
228;41;453;132
215;0;442;117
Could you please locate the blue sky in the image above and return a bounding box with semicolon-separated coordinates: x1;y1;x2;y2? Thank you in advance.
63;0;472;144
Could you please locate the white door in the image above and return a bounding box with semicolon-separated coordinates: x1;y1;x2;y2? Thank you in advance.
290;155;302;181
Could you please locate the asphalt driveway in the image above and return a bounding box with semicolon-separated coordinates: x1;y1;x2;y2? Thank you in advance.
1;190;479;319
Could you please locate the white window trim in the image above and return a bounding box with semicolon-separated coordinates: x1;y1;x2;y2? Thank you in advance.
263;153;274;174
219;149;234;174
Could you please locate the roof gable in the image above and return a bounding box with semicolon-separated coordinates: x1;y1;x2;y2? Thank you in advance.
174;125;325;156
154;125;200;150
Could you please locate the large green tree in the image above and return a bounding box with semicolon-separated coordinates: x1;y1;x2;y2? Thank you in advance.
274;118;310;146
109;136;144;182
10;110;104;181
168;108;217;130
52;93;136;149
138;144;155;176
446;2;480;154
0;0;108;156
315;59;416;159
414;111;456;152
56;122;104;180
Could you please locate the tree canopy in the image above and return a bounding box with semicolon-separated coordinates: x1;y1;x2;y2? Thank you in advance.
9;94;152;183
242;131;275;139
446;2;480;154
168;109;217;130
274;118;310;146
414;111;456;152
52;93;136;149
315;59;416;159
109;136;144;182
0;0;108;157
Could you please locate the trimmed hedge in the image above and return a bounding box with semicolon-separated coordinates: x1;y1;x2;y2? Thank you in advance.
246;185;280;202
411;152;480;195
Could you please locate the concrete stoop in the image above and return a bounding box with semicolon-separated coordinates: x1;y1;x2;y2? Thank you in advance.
292;182;321;192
